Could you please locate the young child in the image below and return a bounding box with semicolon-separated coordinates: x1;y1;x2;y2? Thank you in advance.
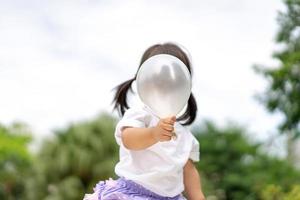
83;43;205;200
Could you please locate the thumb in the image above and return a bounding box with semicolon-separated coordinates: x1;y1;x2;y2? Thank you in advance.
171;116;176;122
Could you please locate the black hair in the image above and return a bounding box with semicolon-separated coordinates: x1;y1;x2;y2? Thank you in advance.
112;42;197;125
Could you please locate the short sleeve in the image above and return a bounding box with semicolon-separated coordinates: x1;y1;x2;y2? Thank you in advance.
189;135;200;162
114;108;147;146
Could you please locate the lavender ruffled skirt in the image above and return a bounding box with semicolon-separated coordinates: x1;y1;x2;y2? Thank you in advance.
83;177;186;200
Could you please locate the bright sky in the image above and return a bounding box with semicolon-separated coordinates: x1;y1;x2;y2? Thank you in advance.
0;0;286;152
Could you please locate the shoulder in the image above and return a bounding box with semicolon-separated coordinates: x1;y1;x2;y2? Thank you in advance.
122;106;149;119
115;107;150;140
176;123;193;136
177;124;199;143
119;106;154;127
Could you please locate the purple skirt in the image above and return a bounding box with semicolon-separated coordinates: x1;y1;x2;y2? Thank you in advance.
83;177;186;200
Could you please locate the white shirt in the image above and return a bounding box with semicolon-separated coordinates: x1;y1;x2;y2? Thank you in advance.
114;105;200;197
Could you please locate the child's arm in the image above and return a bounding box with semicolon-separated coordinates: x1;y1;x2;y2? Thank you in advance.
121;116;176;150
183;159;205;200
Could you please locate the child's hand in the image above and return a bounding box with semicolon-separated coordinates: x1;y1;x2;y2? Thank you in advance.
152;116;176;142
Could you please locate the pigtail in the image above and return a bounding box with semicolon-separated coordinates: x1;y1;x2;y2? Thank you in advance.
177;92;197;125
112;78;135;116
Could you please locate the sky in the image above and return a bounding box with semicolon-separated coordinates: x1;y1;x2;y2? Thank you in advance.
0;0;287;154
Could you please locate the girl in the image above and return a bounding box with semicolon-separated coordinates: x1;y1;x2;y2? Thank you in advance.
84;43;205;200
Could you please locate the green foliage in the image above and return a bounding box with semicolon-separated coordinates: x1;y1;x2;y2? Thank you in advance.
284;185;300;200
1;114;300;200
0;122;32;200
192;121;300;200
261;184;300;200
253;0;300;137
260;184;284;200
24;113;119;200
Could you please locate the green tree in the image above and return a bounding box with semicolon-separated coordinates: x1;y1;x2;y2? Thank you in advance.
24;113;119;200
261;184;300;200
0;122;32;200
193;121;300;200
253;0;300;162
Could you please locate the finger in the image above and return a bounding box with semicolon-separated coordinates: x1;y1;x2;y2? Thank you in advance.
171;116;176;123
161;135;172;141
158;122;169;130
162;124;174;132
163;119;174;126
162;131;173;137
163;116;176;124
163;120;174;126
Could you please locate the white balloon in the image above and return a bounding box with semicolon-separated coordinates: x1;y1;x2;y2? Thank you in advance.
136;54;191;118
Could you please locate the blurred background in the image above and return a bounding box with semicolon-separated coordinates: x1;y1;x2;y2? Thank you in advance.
1;0;300;199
